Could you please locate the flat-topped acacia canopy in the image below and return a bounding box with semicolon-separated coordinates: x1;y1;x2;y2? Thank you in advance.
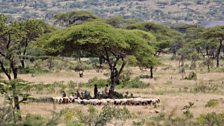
36;21;158;92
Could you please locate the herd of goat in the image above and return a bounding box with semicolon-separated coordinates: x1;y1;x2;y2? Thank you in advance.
52;96;160;106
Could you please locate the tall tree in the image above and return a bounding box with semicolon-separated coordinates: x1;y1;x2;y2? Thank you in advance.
0;15;53;114
126;22;183;56
0;15;25;114
19;20;54;68
203;26;224;67
36;21;157;93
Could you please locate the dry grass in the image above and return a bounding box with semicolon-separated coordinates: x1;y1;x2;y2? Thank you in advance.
0;54;224;124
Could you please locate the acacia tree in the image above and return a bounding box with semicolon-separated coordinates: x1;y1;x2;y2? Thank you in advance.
0;16;25;117
126;22;183;56
54;11;98;27
105;16;137;28
36;21;157;92
19;20;54;68
0;15;52;114
203;26;224;67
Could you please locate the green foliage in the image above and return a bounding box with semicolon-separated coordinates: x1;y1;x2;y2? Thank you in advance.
84;77;147;89
18;67;49;74
95;106;131;126
126;22;183;53
22;114;46;126
62;106;131;126
118;77;148;89
203;26;224;41
0;106;17;126
54;11;98;26
36;20;157;67
0;15;54;80
105;16;137;28
198;112;224;126
205;99;219;108
86;77;109;88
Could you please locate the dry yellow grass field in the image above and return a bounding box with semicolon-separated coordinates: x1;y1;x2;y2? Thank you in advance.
0;55;223;125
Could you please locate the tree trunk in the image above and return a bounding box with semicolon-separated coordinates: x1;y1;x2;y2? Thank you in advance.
0;61;12;80
216;40;223;68
150;66;153;78
20;60;25;68
12;81;20;110
20;38;28;68
10;61;18;79
110;69;115;92
10;61;21;117
207;63;210;72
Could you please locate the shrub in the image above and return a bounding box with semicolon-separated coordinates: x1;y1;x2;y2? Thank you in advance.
118;77;148;89
23;114;46;126
95;106;131;126
205;99;219;108
193;82;219;93
83;76;148;89
18;67;49;74
73;62;93;71
198;112;224;126
85;77;109;88
72;106;131;126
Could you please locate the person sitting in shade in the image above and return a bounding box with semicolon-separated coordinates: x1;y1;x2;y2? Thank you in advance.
61;91;66;97
76;89;81;99
94;84;98;99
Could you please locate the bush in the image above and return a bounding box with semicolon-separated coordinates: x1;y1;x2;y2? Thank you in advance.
23;114;46;126
68;106;131;126
118;77;148;89
205;99;219;108
95;106;131;126
73;62;93;71
198;112;224;126
85;77;109;88
18;67;49;74
193;82;221;93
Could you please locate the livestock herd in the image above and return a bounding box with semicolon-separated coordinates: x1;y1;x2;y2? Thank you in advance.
52;96;160;106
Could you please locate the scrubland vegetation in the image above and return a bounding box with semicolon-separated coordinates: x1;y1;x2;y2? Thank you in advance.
0;10;223;126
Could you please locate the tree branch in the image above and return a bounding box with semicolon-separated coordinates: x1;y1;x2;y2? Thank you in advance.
0;61;11;80
104;48;113;69
10;60;17;79
6;33;11;49
118;57;126;76
0;51;6;57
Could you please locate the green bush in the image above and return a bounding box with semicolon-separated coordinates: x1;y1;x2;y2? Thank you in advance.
205;99;219;108
84;77;148;89
22;114;46;126
118;77;148;89
198;112;224;126
18;67;49;74
85;77;109;88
